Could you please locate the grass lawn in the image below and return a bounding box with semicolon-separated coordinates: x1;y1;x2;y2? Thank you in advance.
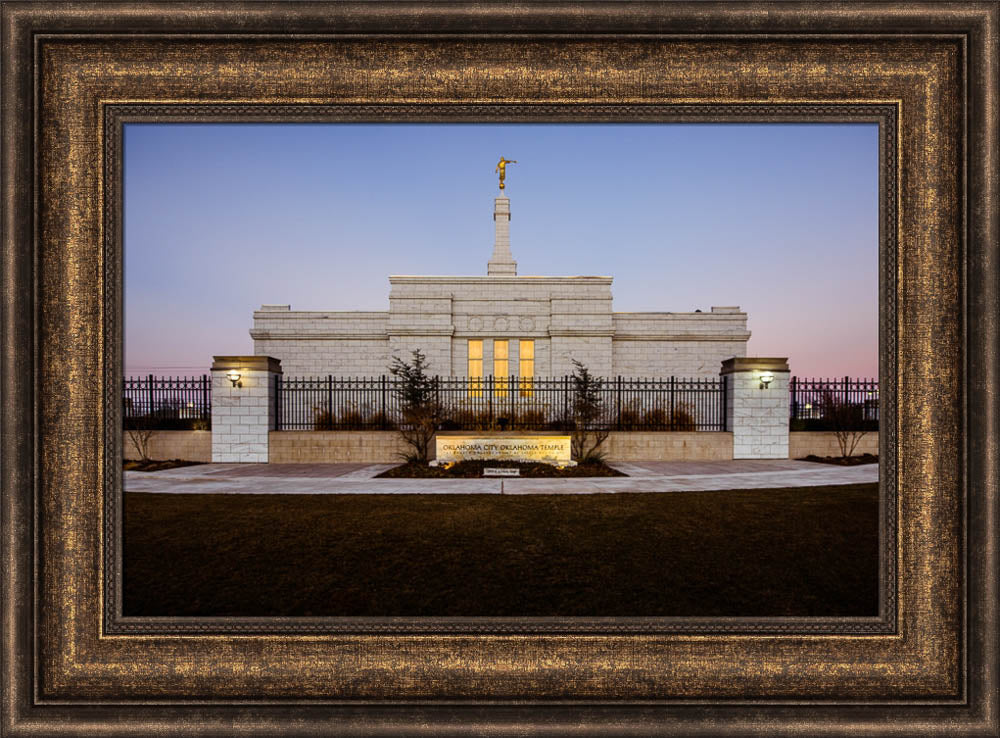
123;483;878;617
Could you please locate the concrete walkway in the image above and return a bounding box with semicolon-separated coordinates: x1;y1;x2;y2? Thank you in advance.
124;459;878;495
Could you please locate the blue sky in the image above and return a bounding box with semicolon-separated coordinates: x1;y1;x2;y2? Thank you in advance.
124;122;878;378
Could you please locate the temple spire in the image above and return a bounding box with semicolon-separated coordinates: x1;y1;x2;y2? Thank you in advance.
488;194;517;276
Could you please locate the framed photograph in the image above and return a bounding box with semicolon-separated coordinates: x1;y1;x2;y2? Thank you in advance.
2;2;996;736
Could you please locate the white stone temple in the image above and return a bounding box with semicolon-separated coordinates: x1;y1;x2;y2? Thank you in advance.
251;184;750;379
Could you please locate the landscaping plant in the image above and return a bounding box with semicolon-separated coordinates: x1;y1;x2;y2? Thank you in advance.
818;389;869;458
569;359;610;463
388;350;443;464
125;413;155;463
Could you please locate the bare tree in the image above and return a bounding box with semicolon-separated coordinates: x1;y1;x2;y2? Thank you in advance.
569;360;610;464
818;390;868;458
126;416;156;462
389;350;443;464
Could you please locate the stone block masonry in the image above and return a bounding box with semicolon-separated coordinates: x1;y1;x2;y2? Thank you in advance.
124;430;211;462
265;431;732;463
789;431;878;459
210;356;281;463
722;357;790;460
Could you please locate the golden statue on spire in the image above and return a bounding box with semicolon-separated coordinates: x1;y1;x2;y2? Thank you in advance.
495;156;517;190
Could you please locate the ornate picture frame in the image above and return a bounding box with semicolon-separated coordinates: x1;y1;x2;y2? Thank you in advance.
2;3;996;735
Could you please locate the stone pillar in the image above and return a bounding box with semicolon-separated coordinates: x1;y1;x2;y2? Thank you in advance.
488;195;517;275
721;357;790;460
210;355;282;463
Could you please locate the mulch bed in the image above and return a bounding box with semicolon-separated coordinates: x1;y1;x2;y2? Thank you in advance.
123;459;204;472
800;453;878;466
123;482;879;618
376;459;627;478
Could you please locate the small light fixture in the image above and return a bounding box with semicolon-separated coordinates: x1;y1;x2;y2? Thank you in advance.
226;370;242;388
759;371;774;389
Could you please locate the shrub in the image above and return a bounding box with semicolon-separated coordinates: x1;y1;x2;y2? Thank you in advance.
817;391;869;458
125;416;155;462
369;412;397;430
441;406;492;431
569;360;609;464
338;407;366;428
669;404;696;431
389;350;443;464
616;401;643;429
545;416;572;432
124;414;207;431
515;408;549;429
641;408;667;429
313;408;334;431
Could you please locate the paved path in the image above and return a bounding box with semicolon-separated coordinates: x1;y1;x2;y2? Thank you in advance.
125;460;878;495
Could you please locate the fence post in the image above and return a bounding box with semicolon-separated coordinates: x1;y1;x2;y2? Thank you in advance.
274;374;281;431
146;374;154;417
202;374;210;423
721;358;790;459
210;356;282;462
721;375;727;432
487;375;494;428
563;375;570;430
326;375;332;428
615;376;622;431
844;375;850;408
381;375;387;430
670;376;676;430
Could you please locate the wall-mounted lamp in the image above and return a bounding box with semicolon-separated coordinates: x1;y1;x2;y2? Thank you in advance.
759;371;774;389
226;370;242;388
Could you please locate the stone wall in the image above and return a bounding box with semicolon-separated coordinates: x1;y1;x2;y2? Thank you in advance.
611;308;749;378
254;337;391;376
251;279;750;380
789;431;879;459
127;430;876;464
251;306;390;376
388;334;453;376
269;431;412;464
612;339;748;378
267;430;732;463
123;429;877;464
123;430;211;462
604;432;732;461
550;335;614;376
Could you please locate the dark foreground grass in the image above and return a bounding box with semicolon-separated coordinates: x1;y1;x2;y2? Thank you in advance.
124;484;878;617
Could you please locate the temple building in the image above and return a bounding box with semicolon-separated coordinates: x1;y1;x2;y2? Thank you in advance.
251;162;750;379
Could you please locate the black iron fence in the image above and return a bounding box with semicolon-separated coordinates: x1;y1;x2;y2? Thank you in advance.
118;373;878;433
276;375;727;432
789;376;878;431
123;374;211;430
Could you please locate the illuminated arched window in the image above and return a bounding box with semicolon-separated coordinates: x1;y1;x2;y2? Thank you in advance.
519;339;534;396
468;340;483;397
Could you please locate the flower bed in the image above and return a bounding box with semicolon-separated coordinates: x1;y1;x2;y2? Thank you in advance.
376;459;626;478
